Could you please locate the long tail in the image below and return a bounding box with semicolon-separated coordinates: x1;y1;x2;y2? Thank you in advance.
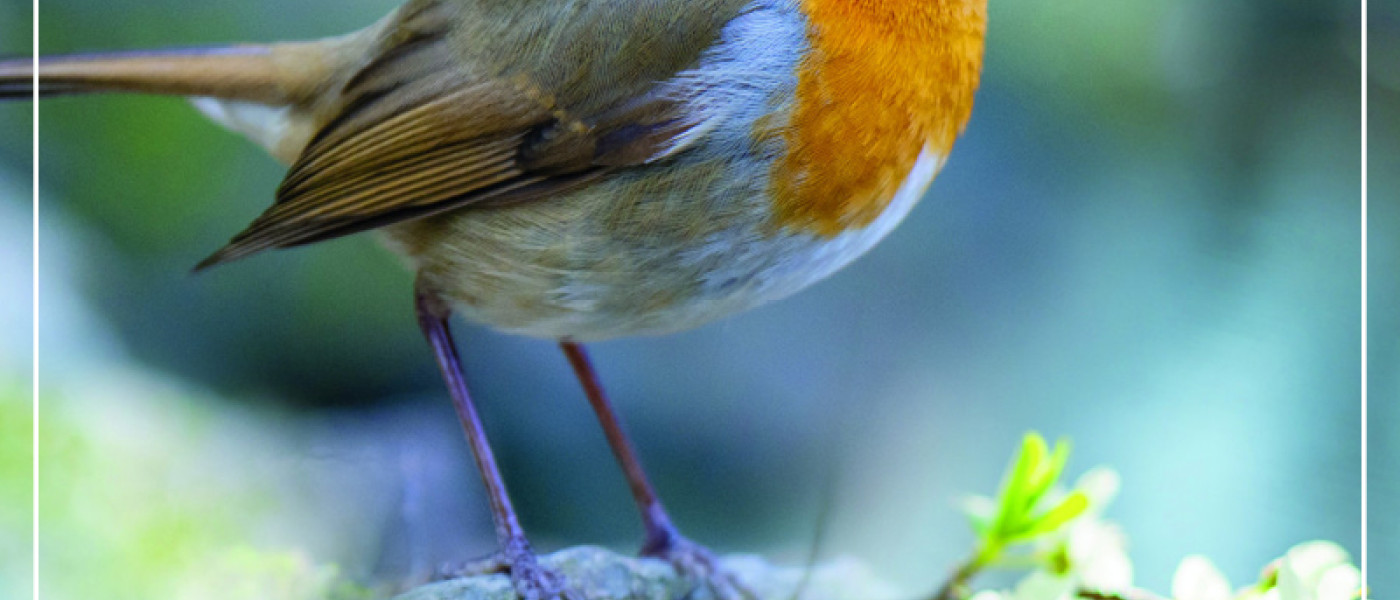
0;44;322;104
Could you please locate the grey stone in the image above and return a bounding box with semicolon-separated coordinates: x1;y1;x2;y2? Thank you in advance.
392;546;903;600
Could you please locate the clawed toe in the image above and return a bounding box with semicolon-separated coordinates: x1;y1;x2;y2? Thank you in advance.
433;550;579;600
507;552;580;600
643;535;756;600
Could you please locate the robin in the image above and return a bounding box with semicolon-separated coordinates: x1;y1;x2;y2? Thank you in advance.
3;0;986;597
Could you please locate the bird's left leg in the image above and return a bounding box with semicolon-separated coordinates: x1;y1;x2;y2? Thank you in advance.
558;341;754;599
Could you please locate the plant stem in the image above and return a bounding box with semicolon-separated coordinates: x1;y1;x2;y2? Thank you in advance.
932;543;1000;600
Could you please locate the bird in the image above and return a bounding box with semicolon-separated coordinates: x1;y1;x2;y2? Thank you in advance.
2;0;986;598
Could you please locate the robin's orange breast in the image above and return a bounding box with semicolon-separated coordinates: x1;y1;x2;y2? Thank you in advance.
770;0;986;235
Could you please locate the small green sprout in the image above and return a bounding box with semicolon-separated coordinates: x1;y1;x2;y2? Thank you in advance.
937;432;1096;600
968;433;1090;566
934;433;1363;600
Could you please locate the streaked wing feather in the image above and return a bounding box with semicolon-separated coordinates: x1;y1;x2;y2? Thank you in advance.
195;134;537;270
197;0;714;270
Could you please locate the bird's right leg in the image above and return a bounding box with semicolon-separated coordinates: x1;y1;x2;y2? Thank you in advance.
414;280;575;600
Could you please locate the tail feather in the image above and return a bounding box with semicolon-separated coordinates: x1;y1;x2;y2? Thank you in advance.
0;45;311;104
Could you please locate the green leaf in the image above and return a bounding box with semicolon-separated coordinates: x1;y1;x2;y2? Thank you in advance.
1013;491;1089;540
996;433;1047;537
1023;439;1071;514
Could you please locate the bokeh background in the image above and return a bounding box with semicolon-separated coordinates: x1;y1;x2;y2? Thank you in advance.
1366;1;1397;591
0;1;34;599
1;0;1383;598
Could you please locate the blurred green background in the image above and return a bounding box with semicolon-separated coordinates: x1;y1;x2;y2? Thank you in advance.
1;0;1385;598
0;1;33;599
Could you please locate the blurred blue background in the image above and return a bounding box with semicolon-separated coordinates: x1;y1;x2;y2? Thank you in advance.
1;0;1383;598
1366;1;1397;590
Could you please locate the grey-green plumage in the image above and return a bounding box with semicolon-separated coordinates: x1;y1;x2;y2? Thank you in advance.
198;0;756;267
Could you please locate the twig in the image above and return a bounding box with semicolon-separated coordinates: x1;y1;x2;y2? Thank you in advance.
931;555;984;600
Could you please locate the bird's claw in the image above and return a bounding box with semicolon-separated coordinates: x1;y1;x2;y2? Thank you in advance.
506;551;580;600
644;534;756;600
433;547;579;600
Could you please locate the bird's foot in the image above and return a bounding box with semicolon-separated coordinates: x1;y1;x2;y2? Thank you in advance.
434;540;579;600
505;549;579;600
642;532;755;600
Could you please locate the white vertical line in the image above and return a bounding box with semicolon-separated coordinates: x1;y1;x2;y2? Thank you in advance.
1358;0;1368;592
31;0;40;597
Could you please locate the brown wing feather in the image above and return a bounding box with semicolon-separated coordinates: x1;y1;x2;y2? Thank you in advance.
196;0;715;270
